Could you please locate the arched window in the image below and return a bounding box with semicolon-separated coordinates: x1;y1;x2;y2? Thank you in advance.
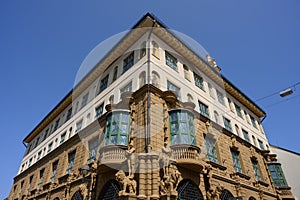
139;71;146;88
214;111;219;124
235;124;240;137
187;94;193;102
220;189;234;200
140;41;146;59
98;179;120;200
183;64;191;81
71;191;83;200
151;71;160;88
177;179;203;200
152;41;159;58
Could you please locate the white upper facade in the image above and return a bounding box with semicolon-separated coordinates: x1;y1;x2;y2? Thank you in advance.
18;25;269;174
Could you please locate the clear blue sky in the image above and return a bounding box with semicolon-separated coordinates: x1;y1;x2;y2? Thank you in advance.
1;0;299;198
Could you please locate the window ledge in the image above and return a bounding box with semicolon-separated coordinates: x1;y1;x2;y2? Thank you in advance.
207;161;227;171
255;180;269;187
231;172;251;180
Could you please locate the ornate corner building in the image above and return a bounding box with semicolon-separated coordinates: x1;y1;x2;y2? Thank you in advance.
8;13;295;200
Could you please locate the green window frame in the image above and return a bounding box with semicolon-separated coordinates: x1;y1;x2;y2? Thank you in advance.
66;151;76;174
242;129;250;143
165;51;177;71
123;52;134;73
267;163;288;187
95;103;104;119
169;109;195;145
204;136;218;163
250;115;258;129
104;110;130;146
231;149;243;173
216;90;225;105
235;103;243;118
252;160;262;181
99;75;109;94
88;138;98;162
193;72;205;91
198;100;210;118
223;117;232;131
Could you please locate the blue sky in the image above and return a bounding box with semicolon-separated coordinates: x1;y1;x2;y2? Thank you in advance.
0;0;299;198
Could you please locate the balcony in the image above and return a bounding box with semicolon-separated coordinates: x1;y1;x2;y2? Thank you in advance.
170;144;203;172
99;145;127;169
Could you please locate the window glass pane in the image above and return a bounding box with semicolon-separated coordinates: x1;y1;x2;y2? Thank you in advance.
165;51;177;71
119;135;127;145
194;72;205;90
216;90;225;105
123;52;134;73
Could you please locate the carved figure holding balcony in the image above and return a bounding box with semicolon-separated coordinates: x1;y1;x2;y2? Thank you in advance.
125;140;136;178
161;140;172;178
160;164;182;194
115;170;137;195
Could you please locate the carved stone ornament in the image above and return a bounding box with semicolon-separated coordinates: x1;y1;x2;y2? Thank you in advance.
159;164;182;195
206;184;223;200
115;170;137;195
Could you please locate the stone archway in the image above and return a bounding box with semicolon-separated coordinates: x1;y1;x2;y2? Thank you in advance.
98;179;120;200
177;179;204;200
220;189;234;200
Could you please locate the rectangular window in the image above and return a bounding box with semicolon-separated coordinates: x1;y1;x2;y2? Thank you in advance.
75;119;83;133
216;90;225;105
81;93;89;109
120;81;132;95
169;110;195;145
231;149;243;173
95;103;104;119
204;136;218;163
268;163;288;187
43;129;49;141
60;132;66;144
242;129;250;143
34;137;40;148
193;72;205;91
250;116;258;129
167;81;181;100
258;139;264;150
28;158;32;167
223;117;232;131
208;83;215;98
105;111;130;146
47;142;53;153
235;103;243;119
252;160;262;181
198;100;210;118
37;151;42;161
37;169;44;189
123;52;134;73
88;138;98;162
112;67;118;82
98;75;109;94
66;107;72;122
66;151;76;174
53;118;60;132
50;161;58;183
165;51;177;71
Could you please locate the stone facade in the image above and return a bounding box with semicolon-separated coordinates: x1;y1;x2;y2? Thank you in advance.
8;13;294;200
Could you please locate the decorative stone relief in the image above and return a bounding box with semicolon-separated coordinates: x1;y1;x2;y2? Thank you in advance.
206;184;223;200
159;164;182;195
115;170;137;195
125;139;136;179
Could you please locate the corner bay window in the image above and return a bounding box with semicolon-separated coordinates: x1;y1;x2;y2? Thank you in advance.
169;109;195;145
104;110;130;146
267;163;288;187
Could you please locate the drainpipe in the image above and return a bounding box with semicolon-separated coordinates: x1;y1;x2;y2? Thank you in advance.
146;20;156;153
